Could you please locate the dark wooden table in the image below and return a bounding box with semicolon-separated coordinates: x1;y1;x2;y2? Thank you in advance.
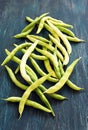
0;0;88;130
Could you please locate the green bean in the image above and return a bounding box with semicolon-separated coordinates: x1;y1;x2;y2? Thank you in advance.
30;57;58;82
34;87;55;116
26;16;82;44
26;35;64;62
22;12;49;32
5;63;64;116
13;44;58;82
33;83;55;115
20;40;38;83
43;41;57;78
6;64;55;116
45;21;84;43
37;17;73;34
14;43;48;61
44;23;60;41
43;42;58;78
39;85;67;100
49;34;69;65
29;35;50;43
14;26;34;38
42;42;57;78
65;35;85;42
26;69;64;114
26;15;73;34
15;65;20;74
31;53;47;60
43;58;57;78
36;48;58;68
48;93;67;100
59;60;84;91
46;20;72;55
53;46;61;79
44;58;81;94
49;19;73;28
36;16;51;34
5;49;38;80
5;51;67;101
57;26;75;37
26;16;33;22
26;68;67;100
19;73;51;118
5;65;29;90
26;17;62;41
5;65;55;116
26;15;67;25
48;17;64;23
36;47;62;79
4;97;52;113
1;42;31;66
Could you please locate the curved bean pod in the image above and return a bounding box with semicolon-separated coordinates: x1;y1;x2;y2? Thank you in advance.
5;65;55;116
65;35;85;42
39;85;67;100
14;44;48;61
31;53;47;60
57;26;75;37
5;50;67;101
22;12;49;32
5;65;29;90
19;73;51;118
4;97;52;113
34;87;55;116
26;15;71;27
26;16;83;44
53;45;61;79
29;35;49;43
1;42;31;66
14;26;34;38
49;34;69;65
30;57;58;82
46;20;72;54
36;47;61;79
5;49;38;79
37;16;52;34
20;40;38;83
26;17;70;42
36;47;58;68
26;68;67;100
26;35;64;62
15;65;20;74
48;17;64;23
43;42;57;78
44;23;61;41
26;16;33;22
49;19;73;28
44;58;57;78
44;58;81;94
11;44;57;82
59;60;84;91
26;16;60;41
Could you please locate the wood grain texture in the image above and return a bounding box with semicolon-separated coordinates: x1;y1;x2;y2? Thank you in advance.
0;0;88;130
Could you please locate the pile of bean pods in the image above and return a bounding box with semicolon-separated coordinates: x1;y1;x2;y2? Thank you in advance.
1;13;84;118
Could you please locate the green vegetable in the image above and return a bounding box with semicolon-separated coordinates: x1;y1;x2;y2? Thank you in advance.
19;73;51;118
44;58;81;94
3;97;52;113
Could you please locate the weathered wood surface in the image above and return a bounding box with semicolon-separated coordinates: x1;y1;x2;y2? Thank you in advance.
0;0;88;130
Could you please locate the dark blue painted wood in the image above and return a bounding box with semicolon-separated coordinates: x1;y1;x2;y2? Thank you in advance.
0;0;88;130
